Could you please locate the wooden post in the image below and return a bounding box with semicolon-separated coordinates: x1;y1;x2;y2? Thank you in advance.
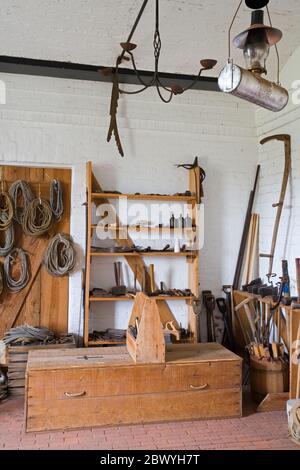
188;166;200;342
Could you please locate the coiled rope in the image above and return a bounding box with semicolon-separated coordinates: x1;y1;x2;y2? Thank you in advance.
0;190;14;231
0;216;14;256
4;248;30;293
50;179;64;221
22;198;53;236
9;180;34;225
0;265;4;296
44;233;75;277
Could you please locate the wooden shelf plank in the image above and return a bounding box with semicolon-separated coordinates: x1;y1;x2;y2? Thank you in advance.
91;225;197;232
88;340;126;346
90;251;198;257
89;296;195;302
92;193;196;203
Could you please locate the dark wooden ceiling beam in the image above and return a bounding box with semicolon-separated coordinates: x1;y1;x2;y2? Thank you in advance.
0;56;219;92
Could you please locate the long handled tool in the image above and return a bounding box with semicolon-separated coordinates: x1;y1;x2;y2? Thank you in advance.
233;165;260;290
260;134;291;277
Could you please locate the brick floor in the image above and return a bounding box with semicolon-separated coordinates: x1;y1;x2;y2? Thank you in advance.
0;397;299;450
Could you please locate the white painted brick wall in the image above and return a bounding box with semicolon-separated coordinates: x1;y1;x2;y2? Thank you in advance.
255;45;300;296
0;72;257;335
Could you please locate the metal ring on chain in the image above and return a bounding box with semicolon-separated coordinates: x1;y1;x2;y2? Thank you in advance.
4;248;30;293
0;216;14;256
44;233;76;277
50;179;64;221
9;180;34;225
0;191;14;231
22;198;53;237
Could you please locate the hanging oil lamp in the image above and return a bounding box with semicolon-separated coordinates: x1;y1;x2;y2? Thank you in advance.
218;0;289;112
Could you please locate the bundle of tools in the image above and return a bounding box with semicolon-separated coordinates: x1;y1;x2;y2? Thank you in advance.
0;369;8;402
3;325;74;347
44;233;76;277
243;301;287;363
149;288;193;298
202;289;235;350
89;329;126;343
242;277;279;299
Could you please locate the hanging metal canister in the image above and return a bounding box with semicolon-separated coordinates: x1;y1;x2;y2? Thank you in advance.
218;62;289;112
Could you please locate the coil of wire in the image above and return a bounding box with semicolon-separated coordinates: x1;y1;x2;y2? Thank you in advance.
44;233;76;277
9;180;34;225
23;198;53;236
0;214;14;256
0;190;14;231
50;179;64;221
4;248;30;293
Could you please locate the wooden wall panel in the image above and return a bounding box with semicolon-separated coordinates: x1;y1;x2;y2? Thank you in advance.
0;165;71;336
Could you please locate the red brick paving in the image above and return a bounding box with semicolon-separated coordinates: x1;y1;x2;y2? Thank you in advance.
0;398;299;450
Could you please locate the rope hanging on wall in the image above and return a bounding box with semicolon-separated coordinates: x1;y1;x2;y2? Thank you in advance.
50;179;64;221
4;248;30;293
0;218;14;257
22;198;53;237
44;233;76;277
0;265;4;296
9;180;34;225
0;190;14;231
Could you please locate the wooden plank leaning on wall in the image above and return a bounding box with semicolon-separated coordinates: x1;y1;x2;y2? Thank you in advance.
0;165;71;337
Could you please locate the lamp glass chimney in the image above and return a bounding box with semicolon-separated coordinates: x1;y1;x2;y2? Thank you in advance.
243;29;270;74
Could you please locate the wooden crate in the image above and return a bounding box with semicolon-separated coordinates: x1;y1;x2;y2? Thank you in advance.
8;335;75;396
26;343;242;432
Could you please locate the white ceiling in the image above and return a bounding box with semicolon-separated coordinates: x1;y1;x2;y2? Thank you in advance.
0;0;299;79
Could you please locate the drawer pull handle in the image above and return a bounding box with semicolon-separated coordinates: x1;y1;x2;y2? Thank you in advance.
190;384;208;391
64;391;86;398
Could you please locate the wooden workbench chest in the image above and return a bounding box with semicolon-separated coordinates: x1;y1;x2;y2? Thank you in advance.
25;343;242;432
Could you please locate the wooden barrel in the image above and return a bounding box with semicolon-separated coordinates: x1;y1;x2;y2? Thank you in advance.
250;357;289;403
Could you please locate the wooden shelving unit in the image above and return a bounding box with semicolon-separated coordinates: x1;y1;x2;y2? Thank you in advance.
84;162;201;347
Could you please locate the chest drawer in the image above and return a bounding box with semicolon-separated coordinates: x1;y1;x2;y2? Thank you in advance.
26;387;242;432
27;360;241;401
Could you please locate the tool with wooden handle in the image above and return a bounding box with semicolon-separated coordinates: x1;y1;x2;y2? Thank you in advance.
112;262;127;296
149;264;155;294
260;135;291;277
